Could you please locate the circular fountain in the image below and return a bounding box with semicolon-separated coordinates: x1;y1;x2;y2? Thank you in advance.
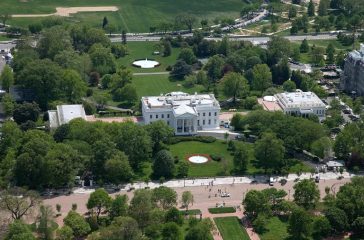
132;58;160;69
188;155;209;164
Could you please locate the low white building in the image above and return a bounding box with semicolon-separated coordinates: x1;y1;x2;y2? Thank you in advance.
275;90;326;119
141;92;220;135
48;104;87;129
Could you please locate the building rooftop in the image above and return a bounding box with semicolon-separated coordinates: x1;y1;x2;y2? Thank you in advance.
275;90;325;109
48;104;86;129
142;92;220;110
348;43;364;61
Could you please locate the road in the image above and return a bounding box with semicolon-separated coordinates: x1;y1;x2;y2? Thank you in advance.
111;33;338;43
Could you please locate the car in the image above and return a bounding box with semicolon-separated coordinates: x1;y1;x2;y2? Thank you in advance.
342;109;351;114
235;135;244;141
280;179;287;185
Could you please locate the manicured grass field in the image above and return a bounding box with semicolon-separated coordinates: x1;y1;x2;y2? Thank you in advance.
2;0;246;32
180;209;202;215
132;75;205;99
169;141;234;177
214;217;251;240
208;207;236;214
259;216;289;240
116;42;181;73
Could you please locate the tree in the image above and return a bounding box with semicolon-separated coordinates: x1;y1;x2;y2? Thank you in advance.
63;211;91;238
122;30;127;44
60;69;87;102
251;64;272;92
352;217;364;236
18;59;63;109
89;44;116;76
86;188;112;220
353;98;363;115
318;0;329;16
326;43;336;64
36;205;57;240
112;84;138;103
153;150;175;179
175;14;196;32
288;6;297;19
102;16;108;29
293;179;320;209
243;190;270;218
0;65;14;92
162;222;182;240
288;208;312;240
185;220;213;240
165;207;184;225
2;93;15;117
128;189;154;229
221;72;249;103
99;216;143;240
109;195;128;219
233;144;250;173
181;191;194;210
146;121;174;155
252;214;268;234
324;207;349;234
170;60;192;79
308;0;315;16
162;40;172;57
12;102;41;125
204;55;224;83
176;161;189;178
254;132;285;172
152;186;177;210
0;13;11;27
311;137;332;159
283;80;296;92
56;226;73;240
0;188;41;220
37;26;73;59
218;37;231;56
5;220;35;240
312;216;331;239
105;152;133;184
178;48;197;65
267;36;292;65
300;39;310;53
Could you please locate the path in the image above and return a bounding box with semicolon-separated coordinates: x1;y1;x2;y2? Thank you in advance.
12;6;118;18
133;71;169;76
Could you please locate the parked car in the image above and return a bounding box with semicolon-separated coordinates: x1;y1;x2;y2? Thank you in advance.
315;176;320;183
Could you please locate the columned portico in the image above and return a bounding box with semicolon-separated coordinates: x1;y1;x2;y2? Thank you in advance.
175;116;197;135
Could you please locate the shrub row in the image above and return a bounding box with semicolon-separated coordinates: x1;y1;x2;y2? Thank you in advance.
208;207;236;214
169;136;216;145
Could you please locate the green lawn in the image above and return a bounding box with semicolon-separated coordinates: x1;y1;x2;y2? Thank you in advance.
208;207;236;214
0;35;14;41
132;74;205;99
214;217;250;240
259;217;289;240
169;141;235;177
2;0;248;32
180;209;202;215
117;42;181;73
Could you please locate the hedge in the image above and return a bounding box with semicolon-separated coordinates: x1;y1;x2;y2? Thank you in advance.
208;207;236;214
169;136;216;145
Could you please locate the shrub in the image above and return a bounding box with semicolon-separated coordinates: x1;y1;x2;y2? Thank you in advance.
210;154;222;162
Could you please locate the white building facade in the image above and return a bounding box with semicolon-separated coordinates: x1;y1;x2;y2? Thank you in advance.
48;104;87;129
274;90;326;119
141;92;220;135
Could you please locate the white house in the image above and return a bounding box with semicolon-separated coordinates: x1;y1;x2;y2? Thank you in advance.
274;90;326;119
141;92;220;135
48;104;87;129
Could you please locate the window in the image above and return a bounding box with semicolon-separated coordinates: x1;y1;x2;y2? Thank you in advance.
150;115;152;119
156;114;158;119
167;114;170;118
162;114;164;118
214;119;217;124
209;112;211;116
167;121;170;125
203;113;205;117
208;119;211;124
197;120;200;126
203;120;205;125
214;112;217;116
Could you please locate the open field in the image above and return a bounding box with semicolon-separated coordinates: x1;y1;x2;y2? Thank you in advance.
116;42;181;73
1;0;246;32
259;216;289;240
214;217;251;240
